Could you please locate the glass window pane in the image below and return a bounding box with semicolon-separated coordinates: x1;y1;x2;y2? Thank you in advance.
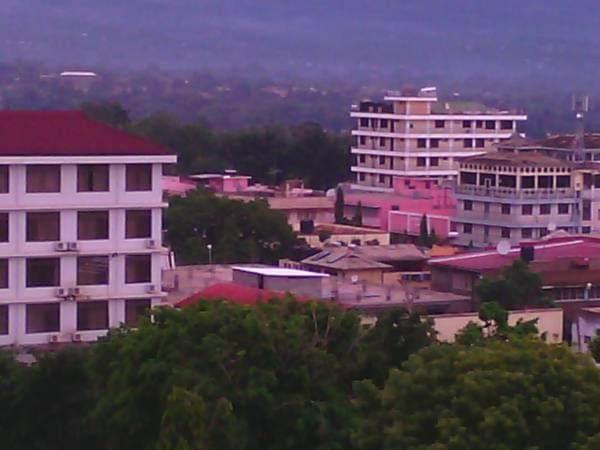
77;301;108;331
0;259;7;289
125;210;152;239
0;305;7;335
77;256;109;285
77;211;109;240
26;258;60;287
0;213;8;242
27;212;60;241
0;166;8;193
126;164;152;191
125;255;151;284
77;165;109;192
26;303;60;333
26;165;60;193
125;299;151;327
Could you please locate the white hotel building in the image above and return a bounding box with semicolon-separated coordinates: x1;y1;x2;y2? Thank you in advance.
0;111;176;346
350;87;527;191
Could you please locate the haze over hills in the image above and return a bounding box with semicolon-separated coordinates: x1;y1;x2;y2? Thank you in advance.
2;0;600;89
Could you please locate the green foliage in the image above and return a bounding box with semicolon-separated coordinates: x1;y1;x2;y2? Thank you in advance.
353;339;600;450
318;230;332;243
417;214;438;248
334;187;346;224
589;336;600;363
352;201;363;227
165;189;297;265
475;259;551;310
81;101;131;128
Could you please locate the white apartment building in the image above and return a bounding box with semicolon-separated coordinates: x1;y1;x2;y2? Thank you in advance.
0;111;176;346
350;87;527;191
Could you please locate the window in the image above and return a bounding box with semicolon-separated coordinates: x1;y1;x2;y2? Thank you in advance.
125;209;152;239
476;120;483;128
501;228;511;238
358;173;365;182
475;138;485;148
556;175;570;188
0;259;7;289
27;258;60;287
26;303;60;333
501;204;511;215
522;229;532;239
463;223;472;234
26;165;60;193
417;157;426;167
463;200;473;211
358;155;365;164
500;120;513;130
417;139;427;148
126;164;152;191
430;138;439;148
540;204;551;215
485;120;496;130
558;204;569;215
77;256;109;285
0;305;7;335
379;137;386;147
78;165;109;192
78;211;109;240
77;301;109;331
583;226;592;234
434;120;445;128
430;157;439;167
125;255;152;284
0;166;8;193
464;139;473;148
380;119;388;128
125;299;152;327
360;118;368;127
379;156;386;165
521;176;535;189
359;136;366;145
26;212;60;242
522;205;533;215
462;120;471;128
371;119;379;128
0;213;7;242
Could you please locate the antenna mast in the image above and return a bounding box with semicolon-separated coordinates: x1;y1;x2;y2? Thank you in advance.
572;94;590;163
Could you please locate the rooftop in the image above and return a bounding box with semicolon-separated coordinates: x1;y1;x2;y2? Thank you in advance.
302;249;393;271
0;110;170;157
176;282;287;308
539;133;600;150
461;151;570;168
232;266;329;278
429;237;600;273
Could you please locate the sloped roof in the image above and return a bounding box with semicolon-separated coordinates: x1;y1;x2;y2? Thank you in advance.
461;151;569;168
302;248;392;271
0;110;169;156
538;133;600;150
176;282;287;307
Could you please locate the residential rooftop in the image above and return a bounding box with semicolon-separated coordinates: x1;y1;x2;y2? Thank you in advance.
232;266;329;278
0;110;170;156
461;151;570;168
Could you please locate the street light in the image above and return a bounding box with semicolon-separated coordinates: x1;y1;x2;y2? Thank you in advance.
206;244;213;267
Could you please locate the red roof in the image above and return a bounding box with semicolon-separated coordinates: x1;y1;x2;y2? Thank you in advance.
429;236;600;273
0;110;169;156
176;282;287;308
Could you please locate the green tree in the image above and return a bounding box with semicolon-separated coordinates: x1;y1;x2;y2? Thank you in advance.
334;186;345;224
475;259;551;310
353;339;600;450
589;335;600;363
417;214;428;247
352;201;363;227
165;189;297;265
81;101;130;128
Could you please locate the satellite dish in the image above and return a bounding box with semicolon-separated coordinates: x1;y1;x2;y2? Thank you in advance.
548;222;557;232
496;239;511;256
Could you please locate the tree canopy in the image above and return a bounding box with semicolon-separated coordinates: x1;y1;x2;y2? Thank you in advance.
475;259;551;310
165;189;298;265
353;338;600;450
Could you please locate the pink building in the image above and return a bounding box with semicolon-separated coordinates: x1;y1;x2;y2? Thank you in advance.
344;177;457;239
190;172;252;193
162;175;197;197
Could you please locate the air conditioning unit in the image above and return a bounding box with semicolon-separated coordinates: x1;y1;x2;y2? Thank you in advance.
146;239;157;249
68;287;81;297
67;242;78;251
48;335;59;343
71;333;82;343
55;287;68;297
146;284;160;294
55;242;68;252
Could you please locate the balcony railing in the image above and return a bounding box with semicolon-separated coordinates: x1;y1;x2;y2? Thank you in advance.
456;185;576;200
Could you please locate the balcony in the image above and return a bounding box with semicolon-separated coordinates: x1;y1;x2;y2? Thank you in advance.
456;185;576;200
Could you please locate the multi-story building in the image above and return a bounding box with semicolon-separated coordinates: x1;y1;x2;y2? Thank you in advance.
0;111;176;346
453;151;600;247
349;87;527;191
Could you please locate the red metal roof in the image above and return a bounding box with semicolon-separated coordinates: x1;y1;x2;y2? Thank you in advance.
429;237;600;273
176;282;287;308
0;110;169;156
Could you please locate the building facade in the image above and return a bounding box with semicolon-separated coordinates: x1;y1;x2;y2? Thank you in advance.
350;87;527;191
0;111;176;346
454;152;600;247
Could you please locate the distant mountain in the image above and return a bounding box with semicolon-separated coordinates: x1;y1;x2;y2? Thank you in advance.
2;0;600;88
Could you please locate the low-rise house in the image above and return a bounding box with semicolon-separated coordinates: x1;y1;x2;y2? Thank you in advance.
571;307;600;353
299;222;390;248
232;266;329;299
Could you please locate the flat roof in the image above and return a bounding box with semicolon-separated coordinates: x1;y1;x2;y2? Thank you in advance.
232;266;329;278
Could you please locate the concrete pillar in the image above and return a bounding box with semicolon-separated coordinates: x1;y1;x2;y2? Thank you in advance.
61;300;77;335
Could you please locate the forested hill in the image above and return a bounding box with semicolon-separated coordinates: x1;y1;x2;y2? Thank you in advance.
2;0;600;88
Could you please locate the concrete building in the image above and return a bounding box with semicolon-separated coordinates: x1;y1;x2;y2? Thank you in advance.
350;87;527;191
571;307;600;353
0;111;176;346
232;266;329;299
454;151;600;247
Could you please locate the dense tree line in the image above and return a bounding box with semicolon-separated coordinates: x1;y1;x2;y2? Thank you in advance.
165;189;299;265
1;298;599;450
